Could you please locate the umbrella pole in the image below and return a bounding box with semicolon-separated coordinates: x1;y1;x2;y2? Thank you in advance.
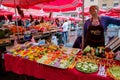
0;0;3;6
82;0;85;49
14;0;20;42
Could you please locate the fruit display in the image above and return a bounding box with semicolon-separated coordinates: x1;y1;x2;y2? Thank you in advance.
9;25;26;34
83;45;114;59
37;54;75;69
105;47;114;59
76;54;120;67
30;22;54;32
62;47;80;55
106;66;120;80
76;62;98;73
83;45;105;57
9;44;80;69
30;25;47;32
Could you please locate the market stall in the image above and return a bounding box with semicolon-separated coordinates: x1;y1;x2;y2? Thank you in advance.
4;54;115;80
0;16;62;45
4;43;120;80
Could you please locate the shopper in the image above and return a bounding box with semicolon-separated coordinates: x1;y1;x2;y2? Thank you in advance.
62;19;69;44
53;18;60;27
53;18;64;45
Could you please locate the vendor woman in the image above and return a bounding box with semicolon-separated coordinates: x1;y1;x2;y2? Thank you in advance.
83;5;120;48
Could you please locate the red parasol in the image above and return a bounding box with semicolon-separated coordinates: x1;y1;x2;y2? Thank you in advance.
110;5;120;13
0;8;14;16
107;5;120;18
30;0;83;12
0;0;54;8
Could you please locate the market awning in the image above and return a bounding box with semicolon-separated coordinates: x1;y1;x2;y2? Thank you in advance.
0;8;14;16
0;0;54;8
106;5;120;18
30;0;83;12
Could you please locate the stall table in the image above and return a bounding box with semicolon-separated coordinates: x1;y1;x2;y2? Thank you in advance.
4;54;115;80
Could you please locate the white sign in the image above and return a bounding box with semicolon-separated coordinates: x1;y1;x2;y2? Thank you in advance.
38;39;45;45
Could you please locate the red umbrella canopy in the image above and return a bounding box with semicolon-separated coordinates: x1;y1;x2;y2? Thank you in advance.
0;0;54;8
106;5;120;18
106;12;120;18
109;5;120;13
0;8;14;16
30;0;83;12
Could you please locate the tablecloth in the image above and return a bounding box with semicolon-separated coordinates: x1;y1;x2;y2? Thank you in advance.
4;54;114;80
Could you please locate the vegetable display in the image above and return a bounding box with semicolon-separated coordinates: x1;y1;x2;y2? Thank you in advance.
76;62;98;73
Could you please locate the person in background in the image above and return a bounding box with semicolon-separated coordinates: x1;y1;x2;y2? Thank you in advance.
35;19;40;25
53;18;64;45
62;19;69;44
53;18;60;27
40;17;44;23
17;18;24;26
71;21;76;30
73;5;120;49
25;19;30;29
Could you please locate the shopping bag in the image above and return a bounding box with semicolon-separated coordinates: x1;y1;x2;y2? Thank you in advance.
51;35;58;45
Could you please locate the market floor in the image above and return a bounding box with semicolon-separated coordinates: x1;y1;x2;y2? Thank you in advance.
0;61;45;80
65;30;77;48
0;71;45;80
0;72;23;80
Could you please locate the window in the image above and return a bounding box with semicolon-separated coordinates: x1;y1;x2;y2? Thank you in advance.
90;0;94;2
114;0;118;2
71;14;77;17
114;3;119;7
114;0;119;3
102;4;107;9
102;4;107;7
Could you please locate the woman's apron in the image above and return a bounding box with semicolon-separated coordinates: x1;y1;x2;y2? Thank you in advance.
84;19;105;48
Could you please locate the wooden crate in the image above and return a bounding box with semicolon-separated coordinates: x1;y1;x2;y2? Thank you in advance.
0;38;11;44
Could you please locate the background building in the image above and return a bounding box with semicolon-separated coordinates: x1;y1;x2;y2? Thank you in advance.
85;0;120;10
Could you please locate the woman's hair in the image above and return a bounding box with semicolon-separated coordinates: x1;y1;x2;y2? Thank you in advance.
89;5;99;12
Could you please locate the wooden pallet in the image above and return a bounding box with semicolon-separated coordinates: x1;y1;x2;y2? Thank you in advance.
106;36;120;51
